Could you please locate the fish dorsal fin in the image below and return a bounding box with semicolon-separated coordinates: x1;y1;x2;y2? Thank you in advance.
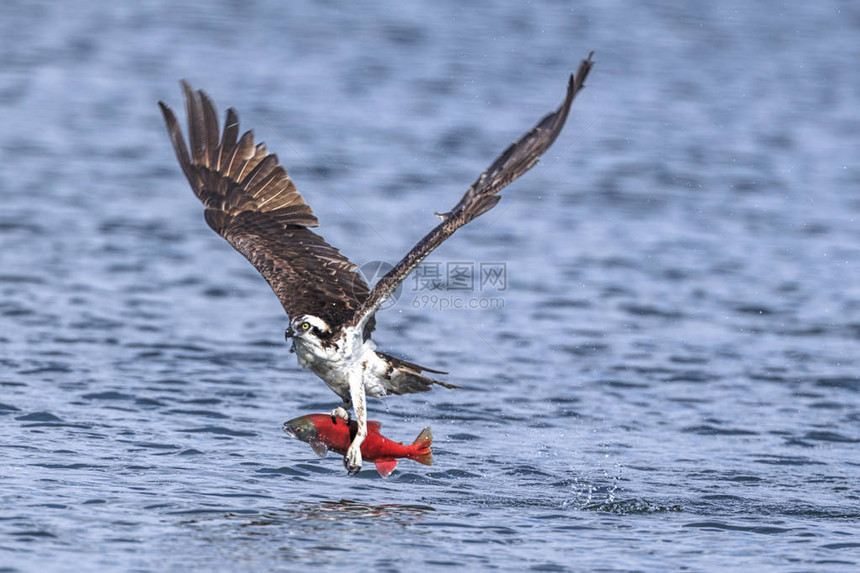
308;438;328;458
367;420;382;432
374;459;398;477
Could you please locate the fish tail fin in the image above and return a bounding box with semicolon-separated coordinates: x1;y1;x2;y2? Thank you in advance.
408;427;433;466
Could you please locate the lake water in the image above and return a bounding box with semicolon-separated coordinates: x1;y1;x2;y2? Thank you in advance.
2;1;859;571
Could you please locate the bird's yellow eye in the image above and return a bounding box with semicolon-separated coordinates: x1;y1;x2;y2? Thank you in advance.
301;322;310;330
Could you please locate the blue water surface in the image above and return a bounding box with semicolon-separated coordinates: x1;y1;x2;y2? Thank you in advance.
1;1;859;571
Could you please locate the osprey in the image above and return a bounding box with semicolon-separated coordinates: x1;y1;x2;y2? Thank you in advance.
158;53;593;474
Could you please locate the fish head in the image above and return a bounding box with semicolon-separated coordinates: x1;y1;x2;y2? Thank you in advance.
282;415;319;443
283;415;330;458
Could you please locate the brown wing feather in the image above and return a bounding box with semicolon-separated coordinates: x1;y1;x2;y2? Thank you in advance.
158;81;371;328
344;53;595;332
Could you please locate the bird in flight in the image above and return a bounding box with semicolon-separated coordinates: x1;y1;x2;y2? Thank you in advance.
158;53;593;474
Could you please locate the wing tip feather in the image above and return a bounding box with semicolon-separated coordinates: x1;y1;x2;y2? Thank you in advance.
343;51;596;331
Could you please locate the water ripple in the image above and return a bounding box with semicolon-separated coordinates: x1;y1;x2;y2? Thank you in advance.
2;2;859;571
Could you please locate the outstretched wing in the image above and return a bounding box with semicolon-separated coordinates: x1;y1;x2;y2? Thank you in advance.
341;53;594;334
158;82;371;329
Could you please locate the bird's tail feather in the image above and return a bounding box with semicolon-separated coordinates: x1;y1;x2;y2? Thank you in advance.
377;351;460;395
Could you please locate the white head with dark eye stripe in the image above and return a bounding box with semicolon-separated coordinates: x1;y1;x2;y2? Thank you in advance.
289;315;331;341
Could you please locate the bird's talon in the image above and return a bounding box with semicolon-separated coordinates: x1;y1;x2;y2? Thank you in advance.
344;456;361;475
344;443;363;475
329;406;350;423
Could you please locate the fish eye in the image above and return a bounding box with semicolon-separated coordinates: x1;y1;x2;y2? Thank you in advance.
301;322;311;331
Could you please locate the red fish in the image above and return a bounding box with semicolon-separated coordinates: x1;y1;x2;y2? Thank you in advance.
283;414;433;477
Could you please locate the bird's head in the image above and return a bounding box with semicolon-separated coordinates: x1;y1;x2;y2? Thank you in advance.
286;315;332;345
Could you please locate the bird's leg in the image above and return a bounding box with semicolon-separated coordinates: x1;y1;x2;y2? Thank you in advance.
330;401;351;425
343;372;367;475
